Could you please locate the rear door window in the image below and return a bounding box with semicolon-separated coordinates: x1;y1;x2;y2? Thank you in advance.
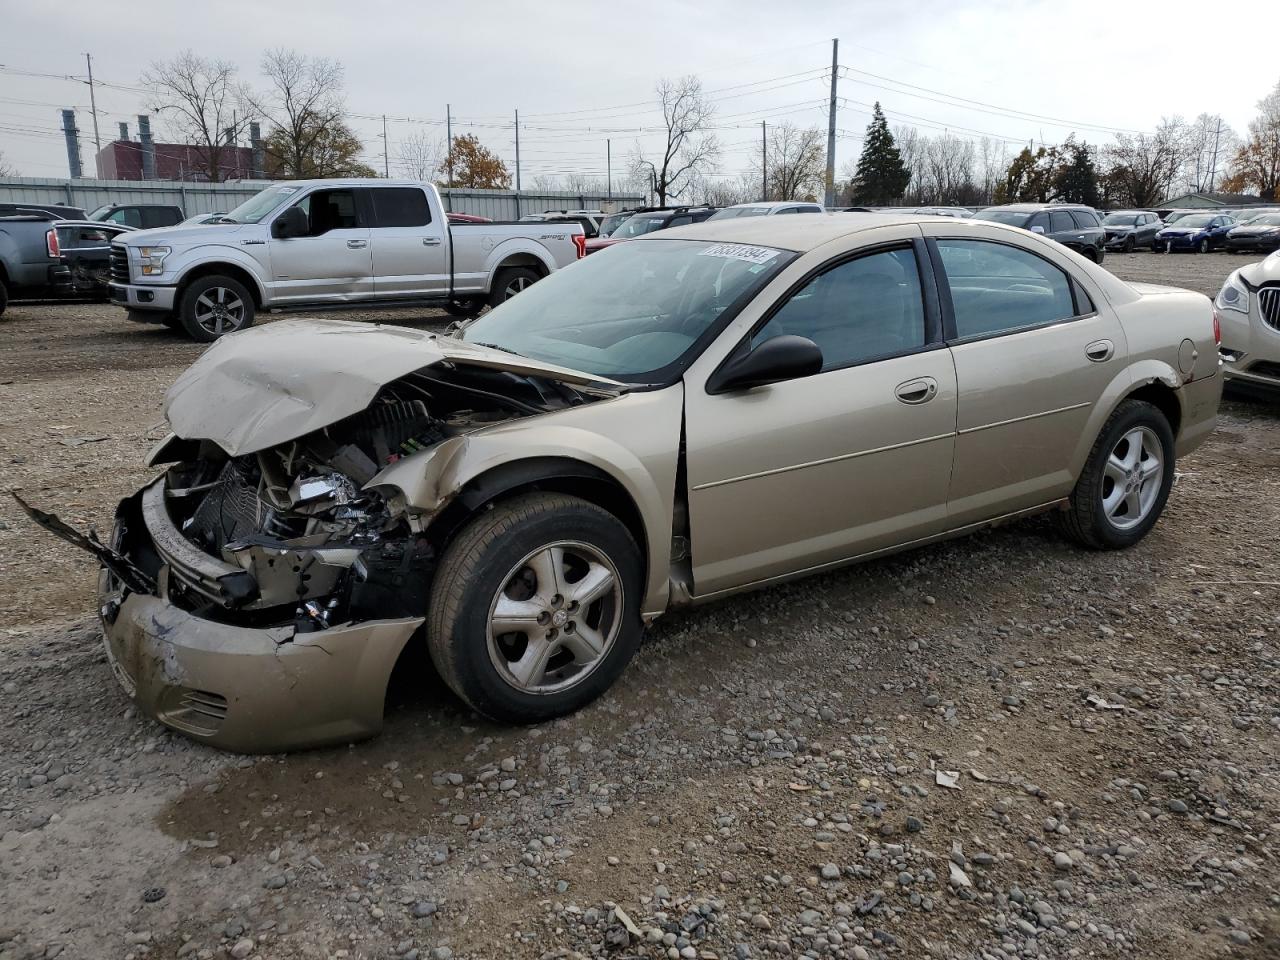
937;239;1078;339
1050;211;1075;233
368;187;431;228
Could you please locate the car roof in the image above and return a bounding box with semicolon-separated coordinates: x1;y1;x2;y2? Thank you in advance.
643;212;965;252
980;203;1094;212
722;201;822;210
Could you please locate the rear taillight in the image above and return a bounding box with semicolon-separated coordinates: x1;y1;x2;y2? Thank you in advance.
1212;307;1222;345
45;228;60;259
572;234;587;259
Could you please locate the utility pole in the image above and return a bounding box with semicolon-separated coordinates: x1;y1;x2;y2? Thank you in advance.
824;38;838;208
514;108;522;218
445;103;453;186
84;54;102;176
382;115;389;177
1207;116;1223;194
606;138;612;199
761;121;768;201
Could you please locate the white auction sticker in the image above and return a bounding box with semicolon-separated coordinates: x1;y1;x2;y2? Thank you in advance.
697;243;781;265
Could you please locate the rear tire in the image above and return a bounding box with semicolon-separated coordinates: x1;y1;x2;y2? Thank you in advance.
1058;400;1175;550
443;298;483;319
177;274;255;343
487;266;542;309
427;492;644;723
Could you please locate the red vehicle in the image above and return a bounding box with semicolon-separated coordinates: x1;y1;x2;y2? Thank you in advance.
583;206;716;254
446;212;492;224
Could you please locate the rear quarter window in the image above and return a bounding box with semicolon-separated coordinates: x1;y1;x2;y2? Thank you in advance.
1070;210;1099;229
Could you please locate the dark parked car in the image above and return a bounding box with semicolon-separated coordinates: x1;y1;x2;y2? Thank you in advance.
0;201;86;219
1224;213;1280;253
1101;210;1162;251
583;206;717;254
975;204;1106;262
88;203;185;229
0;209;134;313
1153;213;1235;253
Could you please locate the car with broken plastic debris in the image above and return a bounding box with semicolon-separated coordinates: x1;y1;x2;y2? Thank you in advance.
17;213;1221;753
106;179;585;341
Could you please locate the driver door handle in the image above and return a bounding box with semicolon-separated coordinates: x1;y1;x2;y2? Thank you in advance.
895;377;938;404
346;239;368;249
422;237;442;246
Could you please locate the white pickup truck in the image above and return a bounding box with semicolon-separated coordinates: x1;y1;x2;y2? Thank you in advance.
108;179;586;341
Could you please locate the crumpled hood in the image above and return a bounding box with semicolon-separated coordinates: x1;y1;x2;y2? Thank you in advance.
164;318;620;456
1230;224;1280;235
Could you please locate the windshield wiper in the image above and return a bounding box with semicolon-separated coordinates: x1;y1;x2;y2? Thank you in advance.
472;341;524;357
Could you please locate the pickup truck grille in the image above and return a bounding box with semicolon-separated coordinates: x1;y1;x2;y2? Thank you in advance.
1260;286;1280;332
108;244;130;284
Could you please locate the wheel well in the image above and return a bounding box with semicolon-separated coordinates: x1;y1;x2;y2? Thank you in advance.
1125;381;1182;437
493;254;550;282
176;263;263;308
427;458;649;584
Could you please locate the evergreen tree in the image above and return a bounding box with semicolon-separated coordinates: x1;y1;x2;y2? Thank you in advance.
1052;137;1100;206
850;103;910;204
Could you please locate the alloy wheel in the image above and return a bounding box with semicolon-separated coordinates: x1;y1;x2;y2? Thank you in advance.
487;540;623;694
1100;426;1163;531
504;276;532;299
192;287;246;335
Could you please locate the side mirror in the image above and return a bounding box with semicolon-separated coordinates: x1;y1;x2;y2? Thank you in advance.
272;205;308;239
708;335;823;394
1030;225;1046;234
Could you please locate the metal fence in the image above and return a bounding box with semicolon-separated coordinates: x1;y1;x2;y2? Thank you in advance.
0;176;643;220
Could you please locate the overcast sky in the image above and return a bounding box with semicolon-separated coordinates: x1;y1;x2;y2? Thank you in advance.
2;0;1278;189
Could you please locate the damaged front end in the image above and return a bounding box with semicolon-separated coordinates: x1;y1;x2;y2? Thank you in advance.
20;321;620;752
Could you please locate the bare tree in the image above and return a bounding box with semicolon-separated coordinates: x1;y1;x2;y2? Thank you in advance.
892;124;925;203
976;137;1012;205
398;129;445;181
1222;81;1280;201
0;150;14;177
1102;118;1192;207
757;122;825;200
257;48;345;179
529;174;563;192
694;172;755;207
143;51;255;181
921;134;977;204
562;172;606;194
632;76;719;204
1179;113;1239;194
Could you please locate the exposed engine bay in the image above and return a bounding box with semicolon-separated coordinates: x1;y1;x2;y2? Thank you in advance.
124;362;602;634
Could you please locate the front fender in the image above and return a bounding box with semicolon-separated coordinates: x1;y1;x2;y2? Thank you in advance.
166;245;269;300
366;388;685;617
1068;359;1181;475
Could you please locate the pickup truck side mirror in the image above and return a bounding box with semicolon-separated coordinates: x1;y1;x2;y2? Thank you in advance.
708;335;824;394
272;206;308;239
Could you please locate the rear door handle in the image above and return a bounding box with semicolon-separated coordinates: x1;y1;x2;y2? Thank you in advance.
1085;339;1114;362
422;237;443;246
346;239;368;249
895;377;938;404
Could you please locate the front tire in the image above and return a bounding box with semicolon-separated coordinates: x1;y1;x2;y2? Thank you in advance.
177;274;255;342
1123;236;1135;252
1197;238;1210;254
1058;400;1175;550
487;266;542;309
427;492;644;723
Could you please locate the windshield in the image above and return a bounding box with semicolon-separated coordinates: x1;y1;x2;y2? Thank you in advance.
222;185;303;224
1243;213;1280;225
976;209;1032;226
612;214;671;238
88;205;112;221
1175;215;1215;228
598;212;632;237
1103;213;1139;225
708;206;772;220
1163;211;1192;223
460;238;792;383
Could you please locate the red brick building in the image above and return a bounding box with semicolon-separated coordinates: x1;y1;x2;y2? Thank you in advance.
95;139;257;182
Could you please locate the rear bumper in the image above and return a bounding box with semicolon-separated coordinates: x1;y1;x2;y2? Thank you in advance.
109;282;177;312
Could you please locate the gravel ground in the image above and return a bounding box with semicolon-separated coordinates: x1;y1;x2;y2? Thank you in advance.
1;252;1278;960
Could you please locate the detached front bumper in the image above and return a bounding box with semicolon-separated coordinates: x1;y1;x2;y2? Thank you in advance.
109;281;177;313
98;582;422;753
1103;232;1135;250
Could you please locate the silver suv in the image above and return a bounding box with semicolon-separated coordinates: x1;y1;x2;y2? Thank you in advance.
1217;252;1280;396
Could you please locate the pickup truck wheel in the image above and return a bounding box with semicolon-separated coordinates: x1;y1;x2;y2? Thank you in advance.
488;267;542;308
0;278;7;317
178;275;255;342
427;492;644;723
1058;400;1175;550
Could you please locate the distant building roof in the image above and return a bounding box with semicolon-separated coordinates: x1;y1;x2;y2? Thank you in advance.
1158;191;1263;208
